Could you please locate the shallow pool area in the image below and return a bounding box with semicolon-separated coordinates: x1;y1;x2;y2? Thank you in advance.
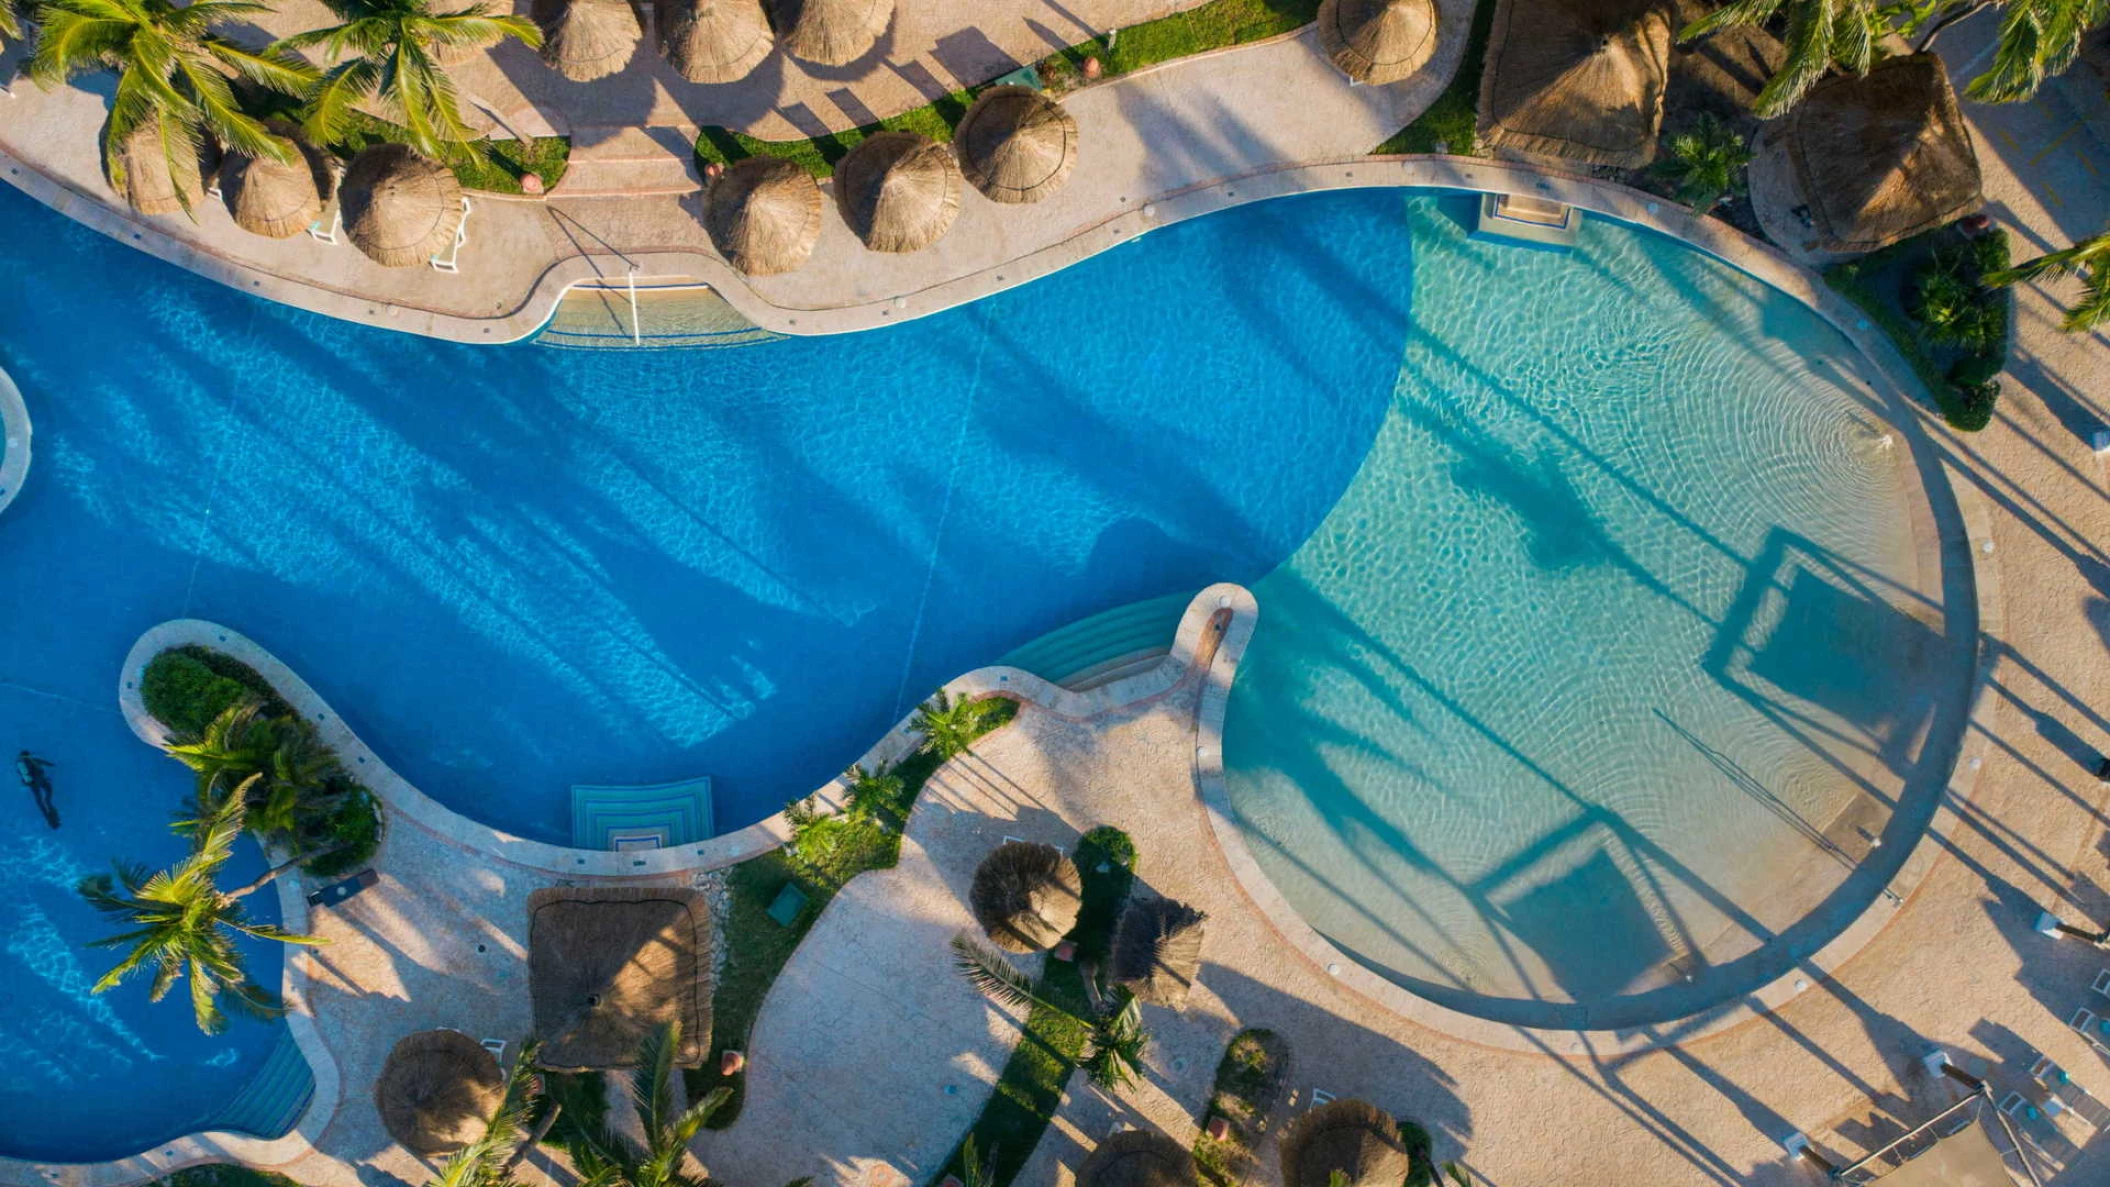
1221;196;1968;1029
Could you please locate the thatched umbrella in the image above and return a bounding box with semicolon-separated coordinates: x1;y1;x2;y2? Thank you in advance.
221;124;332;239
341;144;464;268
1080;1130;1198;1187
1753;53;1981;254
1477;0;1672;169
108;122;217;216
969;841;1083;953
1111;897;1207;1008
660;0;773;83
527;886;714;1071
706;156;823;274
834;130;962;253
776;0;892;67
1318;0;1439;86
954;86;1078;205
1279;1100;1413;1187
374;1029;505;1155
535;0;643;82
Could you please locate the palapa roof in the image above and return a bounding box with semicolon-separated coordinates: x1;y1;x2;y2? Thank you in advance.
1279;1100;1413;1187
954;87;1079;204
340;144;464;268
222;124;332;239
1111;897;1207;1008
969;840;1083;953
706;156;823;274
108;121;215;216
776;0;892;66
535;0;643;82
1318;0;1439;86
659;0;773;83
834;130;962;253
1080;1130;1198;1187
374;1029;505;1155
1477;0;1672;168
1762;53;1982;254
527;886;714;1071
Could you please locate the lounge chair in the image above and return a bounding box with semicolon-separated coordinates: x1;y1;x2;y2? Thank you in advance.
430;196;471;273
2093;968;2110;998
2067;1007;2110;1058
2031;1054;2110;1127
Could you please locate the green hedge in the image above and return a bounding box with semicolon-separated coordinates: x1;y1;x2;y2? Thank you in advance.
1823;226;2012;432
141;650;258;739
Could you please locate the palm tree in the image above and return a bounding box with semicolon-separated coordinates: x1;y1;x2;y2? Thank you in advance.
1987;224;2110;333
166;701;340;839
273;0;540;163
1652;113;1752;212
562;1023;730;1187
950;933;1149;1091
915;689;999;760
1679;0;1888;117
843;762;906;826
78;781;324;1033
2;0;28;53
425;1039;549;1187
1903;0;2110;102
29;0;314;210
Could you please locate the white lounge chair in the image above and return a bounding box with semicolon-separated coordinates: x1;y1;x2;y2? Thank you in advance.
2092;967;2110;998
309;204;341;245
2067;1007;2110;1057
481;1037;507;1059
430;196;471;273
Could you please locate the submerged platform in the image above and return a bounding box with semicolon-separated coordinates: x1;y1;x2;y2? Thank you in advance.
1475;192;1581;248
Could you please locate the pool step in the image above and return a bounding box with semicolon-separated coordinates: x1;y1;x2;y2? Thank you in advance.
999;591;1193;690
572;777;716;849
202;1029;314;1140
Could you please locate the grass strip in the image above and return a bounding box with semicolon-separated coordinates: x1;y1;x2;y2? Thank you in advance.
330;113;571;194
1372;0;1495;155
696;0;1323;178
936;826;1137;1187
686;698;1021;1126
154;1168;300;1187
1193;1028;1288;1185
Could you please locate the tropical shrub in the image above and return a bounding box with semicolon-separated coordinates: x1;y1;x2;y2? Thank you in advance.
1652;113;1752;213
142;651;255;738
914;689;1016;760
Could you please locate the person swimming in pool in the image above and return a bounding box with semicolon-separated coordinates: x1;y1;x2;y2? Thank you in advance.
16;750;58;829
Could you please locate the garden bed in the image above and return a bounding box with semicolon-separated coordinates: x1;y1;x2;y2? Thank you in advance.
1825;225;2012;430
1193;1028;1290;1185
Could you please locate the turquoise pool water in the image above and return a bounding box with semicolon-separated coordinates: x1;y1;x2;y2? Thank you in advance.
1221;197;1966;1030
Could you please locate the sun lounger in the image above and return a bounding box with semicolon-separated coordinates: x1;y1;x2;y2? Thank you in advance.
2092;968;2110;998
430;197;471;273
481;1037;507;1059
2031;1054;2110;1127
306;867;378;907
2068;1007;2110;1058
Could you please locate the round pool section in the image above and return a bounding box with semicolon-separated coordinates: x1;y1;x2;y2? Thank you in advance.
1220;195;1967;1030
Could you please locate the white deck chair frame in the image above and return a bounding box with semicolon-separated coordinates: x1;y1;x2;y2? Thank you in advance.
2068;1007;2110;1057
430;196;471;273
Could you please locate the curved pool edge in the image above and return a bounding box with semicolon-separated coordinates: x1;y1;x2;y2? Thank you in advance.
1185;186;2010;1052
0;363;29;517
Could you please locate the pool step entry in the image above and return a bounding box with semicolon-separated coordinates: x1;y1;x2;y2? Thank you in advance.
536;285;779;350
202;1029;315;1140
571;777;716;850
1474;192;1581;249
998;591;1193;691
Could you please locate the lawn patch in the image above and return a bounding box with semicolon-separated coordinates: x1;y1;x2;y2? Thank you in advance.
1374;0;1495;154
1193;1028;1290;1185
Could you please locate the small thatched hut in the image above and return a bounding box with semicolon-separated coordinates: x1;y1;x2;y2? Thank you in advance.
1279;1100;1413;1187
834;130;962;253
659;0;773;84
1477;0;1672;168
1111;897;1207;1008
527;886;714;1071
221;124;331;239
108;121;216;216
1318;0;1439;86
374;1029;505;1155
535;0;643;82
1080;1129;1198;1187
706;156;823;274
776;0;891;66
969;840;1083;953
954;87;1079;205
341;144;464;268
1750;53;1982;254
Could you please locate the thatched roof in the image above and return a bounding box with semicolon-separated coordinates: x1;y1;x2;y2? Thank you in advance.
955;87;1078;204
108;121;216;216
706;156;823;274
1111;897;1207;1008
1318;0;1439;86
341;144;464;268
969;841;1082;953
222;124;331;239
1080;1130;1198;1187
374;1029;505;1155
1761;53;1982;254
527;886;714;1072
776;0;892;66
659;0;773;83
535;0;643;82
1279;1100;1413;1187
1477;0;1672;168
834;131;962;253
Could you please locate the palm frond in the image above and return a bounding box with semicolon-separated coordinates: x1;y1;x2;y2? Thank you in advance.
949;932;1054;1014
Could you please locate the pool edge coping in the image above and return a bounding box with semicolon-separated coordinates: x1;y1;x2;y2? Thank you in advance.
0;363;28;518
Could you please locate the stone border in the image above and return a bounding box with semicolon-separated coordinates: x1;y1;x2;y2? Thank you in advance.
1187;199;2005;1054
0;362;29;517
